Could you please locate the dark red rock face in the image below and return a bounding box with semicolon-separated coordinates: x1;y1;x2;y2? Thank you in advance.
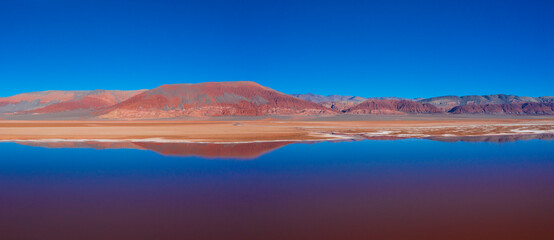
99;81;336;119
449;103;554;114
344;100;441;114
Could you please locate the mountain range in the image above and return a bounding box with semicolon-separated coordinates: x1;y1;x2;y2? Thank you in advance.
1;81;553;119
294;93;554;115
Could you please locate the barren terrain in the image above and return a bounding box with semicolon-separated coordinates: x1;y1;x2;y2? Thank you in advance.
1;117;553;143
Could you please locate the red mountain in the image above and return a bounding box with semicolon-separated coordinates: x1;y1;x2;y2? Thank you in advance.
344;99;441;114
449;103;554;114
98;81;335;119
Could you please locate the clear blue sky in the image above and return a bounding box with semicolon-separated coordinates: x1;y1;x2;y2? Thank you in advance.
1;0;553;98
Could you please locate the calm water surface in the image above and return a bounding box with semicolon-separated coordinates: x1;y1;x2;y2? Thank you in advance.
1;139;553;240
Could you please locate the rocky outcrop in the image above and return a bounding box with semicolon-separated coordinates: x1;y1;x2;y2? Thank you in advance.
344;99;441;114
98;81;336;119
449;103;554;114
321;101;359;111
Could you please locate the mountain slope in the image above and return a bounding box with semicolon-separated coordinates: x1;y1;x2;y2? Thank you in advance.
0;91;85;113
344;99;441;114
0;90;145;114
98;81;336;119
31;90;146;114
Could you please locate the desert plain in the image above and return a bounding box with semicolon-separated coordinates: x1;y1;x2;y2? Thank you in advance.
1;116;553;143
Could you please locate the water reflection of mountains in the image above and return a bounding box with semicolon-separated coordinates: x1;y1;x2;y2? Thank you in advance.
16;141;293;159
14;134;553;158
364;133;554;143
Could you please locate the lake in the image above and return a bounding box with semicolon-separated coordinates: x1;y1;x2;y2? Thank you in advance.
1;139;553;240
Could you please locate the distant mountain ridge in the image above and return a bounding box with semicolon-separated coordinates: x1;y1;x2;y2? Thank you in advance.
294;93;554;114
291;93;367;103
344;99;441;114
449;102;554;115
418;94;554;111
292;93;413;111
292;93;412;103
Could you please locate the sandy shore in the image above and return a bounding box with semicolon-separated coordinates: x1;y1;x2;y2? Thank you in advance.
0;118;553;143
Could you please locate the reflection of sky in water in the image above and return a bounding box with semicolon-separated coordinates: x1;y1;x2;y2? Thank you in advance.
1;140;553;240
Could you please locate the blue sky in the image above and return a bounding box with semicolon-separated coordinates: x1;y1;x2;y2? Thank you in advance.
1;0;553;98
